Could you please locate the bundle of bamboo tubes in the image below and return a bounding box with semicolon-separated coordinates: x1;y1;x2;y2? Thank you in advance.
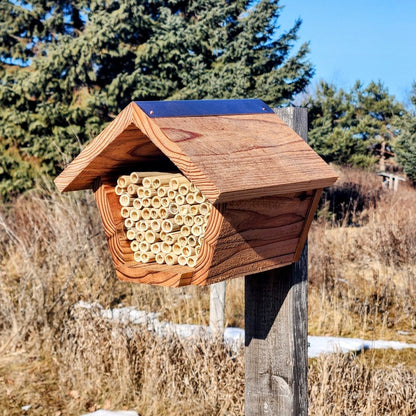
116;171;212;267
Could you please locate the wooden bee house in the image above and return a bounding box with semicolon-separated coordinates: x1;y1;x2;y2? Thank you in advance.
55;99;337;287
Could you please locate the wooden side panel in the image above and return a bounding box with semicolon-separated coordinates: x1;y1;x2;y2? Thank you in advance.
194;191;314;285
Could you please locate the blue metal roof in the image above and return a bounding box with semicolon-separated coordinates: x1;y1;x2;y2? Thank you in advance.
134;99;273;118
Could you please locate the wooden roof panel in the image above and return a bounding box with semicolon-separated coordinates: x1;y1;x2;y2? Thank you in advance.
55;100;337;201
151;113;337;201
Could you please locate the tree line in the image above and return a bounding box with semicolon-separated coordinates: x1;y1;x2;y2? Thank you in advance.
0;0;415;199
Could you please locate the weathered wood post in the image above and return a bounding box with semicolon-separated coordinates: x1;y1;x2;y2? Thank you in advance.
245;107;309;416
209;281;226;335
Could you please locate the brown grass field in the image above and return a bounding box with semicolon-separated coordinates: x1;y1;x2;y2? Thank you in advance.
0;167;415;415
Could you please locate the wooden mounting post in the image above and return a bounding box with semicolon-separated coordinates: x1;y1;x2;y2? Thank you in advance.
209;281;226;335
245;107;308;416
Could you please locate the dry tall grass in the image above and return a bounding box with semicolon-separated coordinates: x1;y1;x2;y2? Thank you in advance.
309;351;416;415
0;168;416;415
309;166;416;342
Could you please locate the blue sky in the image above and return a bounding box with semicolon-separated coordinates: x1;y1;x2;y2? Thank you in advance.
277;0;416;105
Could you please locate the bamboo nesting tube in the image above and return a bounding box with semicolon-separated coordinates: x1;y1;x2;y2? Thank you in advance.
181;225;191;237
194;215;204;226
130;240;140;252
165;231;180;245
169;203;179;215
120;194;133;207
124;218;135;229
199;203;211;216
132;198;142;209
167;189;177;200
137;187;146;198
194;191;205;203
127;184;140;195
117;175;131;188
126;229;137;241
151;220;161;232
185;193;195;204
161;219;180;233
136;231;145;242
151;243;161;254
165;253;178;266
169;176;190;190
155;253;165;264
178;205;189;215
159;207;171;219
187;235;197;247
175;194;185;205
184;214;194;226
139;241;150;252
160;197;169;208
187;256;198;267
141;197;151;208
189;205;199;216
191;225;203;236
157;186;168;197
121;206;133;218
177;235;188;247
130;209;141;222
143;188;157;197
178;255;187;266
173;244;182;256
141;252;156;263
161;242;172;254
129;172;141;184
181;246;196;257
141;209;151;220
151;196;161;208
115;185;125;196
118;171;212;267
145;230;159;244
178;183;189;196
174;214;184;226
137;220;150;231
150;208;159;219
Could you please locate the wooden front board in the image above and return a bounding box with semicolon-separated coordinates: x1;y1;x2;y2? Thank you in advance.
93;177;321;287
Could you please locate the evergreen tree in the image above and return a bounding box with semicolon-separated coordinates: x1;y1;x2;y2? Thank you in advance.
0;0;314;198
396;85;416;185
307;80;405;169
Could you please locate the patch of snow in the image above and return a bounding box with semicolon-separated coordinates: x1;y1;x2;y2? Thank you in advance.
224;327;245;344
74;302;416;358
308;336;416;358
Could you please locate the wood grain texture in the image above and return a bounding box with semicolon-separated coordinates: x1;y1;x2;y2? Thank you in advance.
245;247;308;416
198;191;313;285
91;178;314;286
152;112;337;202
55;104;166;193
55;101;337;203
